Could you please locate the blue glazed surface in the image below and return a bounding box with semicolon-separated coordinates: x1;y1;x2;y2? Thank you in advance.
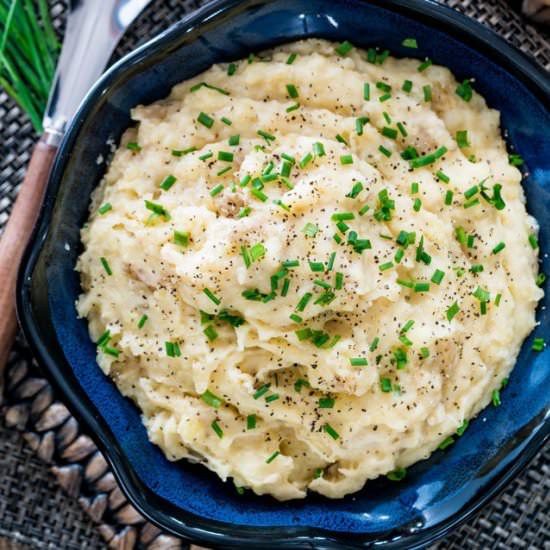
18;0;550;547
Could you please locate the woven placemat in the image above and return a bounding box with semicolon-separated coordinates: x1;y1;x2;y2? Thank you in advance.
1;0;549;548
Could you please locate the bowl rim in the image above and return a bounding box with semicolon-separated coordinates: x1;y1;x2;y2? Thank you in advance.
16;0;550;548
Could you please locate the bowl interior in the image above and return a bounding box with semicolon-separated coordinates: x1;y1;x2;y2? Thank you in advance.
20;0;550;545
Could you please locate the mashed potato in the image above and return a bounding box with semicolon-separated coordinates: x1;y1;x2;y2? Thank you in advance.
76;39;542;500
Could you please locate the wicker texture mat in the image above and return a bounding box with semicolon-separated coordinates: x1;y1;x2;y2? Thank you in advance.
0;0;549;548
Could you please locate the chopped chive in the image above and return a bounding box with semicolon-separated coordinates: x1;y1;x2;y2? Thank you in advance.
319;397;335;408
417;58;432;72
411;182;420;194
216;166;231;177
227;62;237;75
397;279;414;288
248;53;255;63
431;269;445;284
376;82;392;93
363;82;370;100
103;346;120;358
444;190;453;205
257;129;276;143
295;328;313;341
281;278;290;297
97;330;111;348
210;183;224;197
265;393;279;403
396;122;408;137
394;248;404;263
303;222;319;237
220;116;232;126
529;234;538;249
401;320;415;333
218;151;234;162
402;79;413;92
369;337;380;352
387;467;407;481
470;264;484;273
340;154;354;165
413;198;422;211
309;261;325;272
379;92;391;102
367;48;377;63
464;197;479;209
289;313;303;323
414;282;430;292
335;134;348;146
204;324;218;341
423;84;432;102
174;230;190;247
199;151;213;161
299;152;313;168
126;142;141;152
190;82;230;95
509;153;524;166
456;420;469;436
172;146;197;157
447;301;460;321
492;242;506;255
286;83;299;98
253;383;271;399
332;212;355;221
335;272;344;290
456;79;473;102
249;243;266;262
210;420;223;438
335;40;353;56
323;423;340;440
464;185;479;199
145;200;170;220
350;357;368;366
197;112;214;128
247;414;256;429
137;314;148;329
492;389;501;407
312;142;326;157
381;127;398;140
203;288;221;305
98;203;112;215
402;37;418;48
273;199;291;212
356;116;369;136
532;337;545;351
399;334;413;347
456;130;470;148
314;280;331;291
287;52;297;64
165;341;181;357
379;145;392;157
410;146;448;168
358;204;370;216
379;261;394;272
251;188;268;202
241;246;251;268
286;102;300;113
436;170;449;183
238;206;251;218
439;436;455;450
495;293;502;306
100;257;112;276
380;377;392;393
296;292;313;312
266;451;280;464
327;251;337;271
420;347;430;359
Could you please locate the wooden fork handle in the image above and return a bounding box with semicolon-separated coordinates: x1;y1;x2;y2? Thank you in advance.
0;135;57;378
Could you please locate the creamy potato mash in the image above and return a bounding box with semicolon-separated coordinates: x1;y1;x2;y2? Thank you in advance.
77;39;542;500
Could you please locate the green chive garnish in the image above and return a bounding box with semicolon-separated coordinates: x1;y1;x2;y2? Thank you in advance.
210;183;224;197
509;153;524;166
350;357;368;366
410;146;447;168
203;288;221;305
379;261;394;272
319;397;335;408
145;200;170;220
197;112;214;128
299;152;313;168
423;84;432;102
211;420;223;438
127;142;141;152
174;230;190;247
381;127;398;140
335;272;344;290
431;269;445;284
286;53;297;64
296;292;313;311
456;130;469;148
532;337;545;351
303;222;319;237
286;83;299;98
340;154;353;165
492;242;506;255
417;58;432;72
456;79;473;102
204;324;218;341
379;145;392;158
402;79;413;92
98;203;112;215
529;234;538;249
335;134;348;146
335;40;353;56
100;257;112;276
447;301;460;321
253;383;271;399
380;377;392;392
247;414;256;429
286;103;300;112
363;82;370;100
227;62;237;75
402;38;418;48
444;190;453;205
387;467;407;481
266;451;280;464
190;82;230;95
323;423;340;440
257;129;276;143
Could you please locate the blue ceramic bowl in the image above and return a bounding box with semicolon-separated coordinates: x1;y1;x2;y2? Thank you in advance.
17;0;550;548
